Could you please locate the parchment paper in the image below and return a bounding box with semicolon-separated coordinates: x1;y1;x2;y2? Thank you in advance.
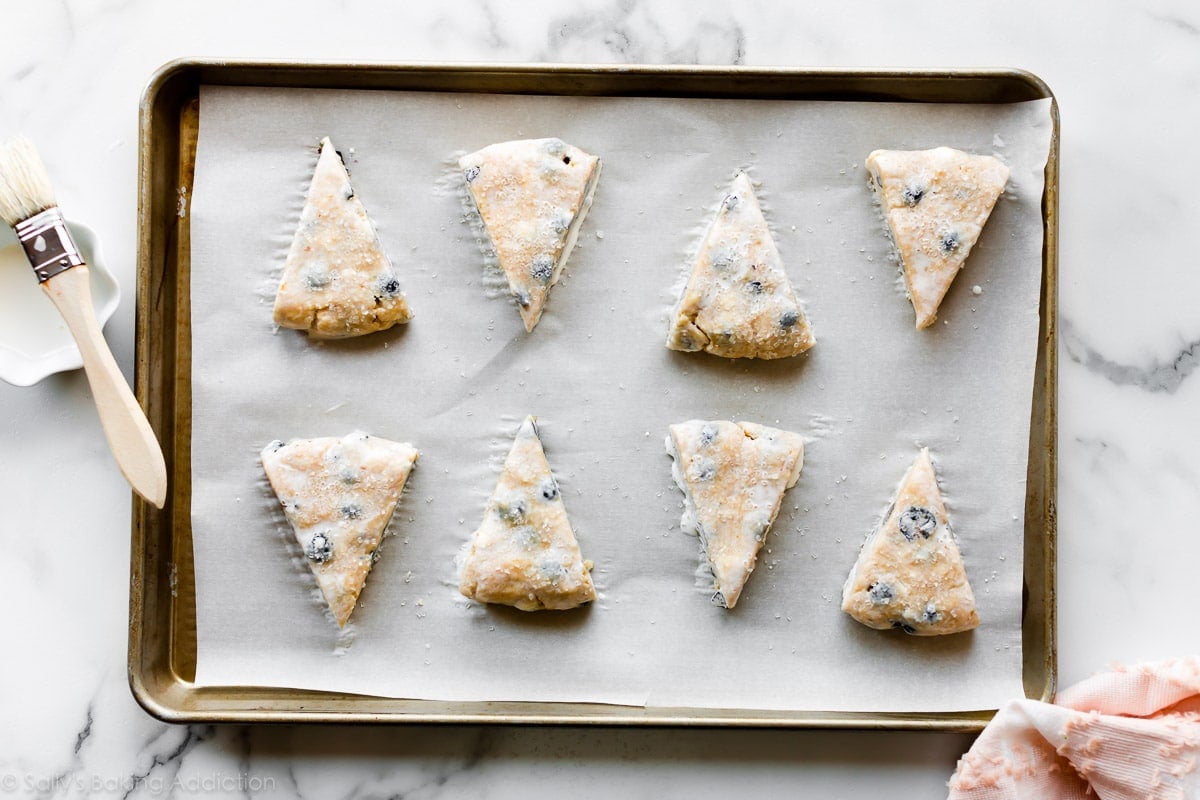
189;85;1052;712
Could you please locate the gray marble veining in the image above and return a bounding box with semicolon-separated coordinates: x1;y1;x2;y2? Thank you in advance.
1061;316;1200;394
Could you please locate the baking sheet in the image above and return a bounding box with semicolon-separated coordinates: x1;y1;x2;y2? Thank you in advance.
189;85;1052;712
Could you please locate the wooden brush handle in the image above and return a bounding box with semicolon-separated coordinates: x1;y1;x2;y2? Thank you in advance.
42;266;167;508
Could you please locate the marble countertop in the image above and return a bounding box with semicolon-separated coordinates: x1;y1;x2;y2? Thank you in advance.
2;0;1199;796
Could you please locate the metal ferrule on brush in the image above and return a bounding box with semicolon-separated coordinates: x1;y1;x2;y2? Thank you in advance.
13;206;84;283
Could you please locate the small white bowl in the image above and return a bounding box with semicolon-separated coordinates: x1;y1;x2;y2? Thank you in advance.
0;220;120;386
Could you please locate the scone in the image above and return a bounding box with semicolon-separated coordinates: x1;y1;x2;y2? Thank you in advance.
261;431;419;627
273;137;413;338
666;420;805;608
667;172;815;359
459;138;601;332
841;448;979;635
458;416;595;611
866;147;1010;329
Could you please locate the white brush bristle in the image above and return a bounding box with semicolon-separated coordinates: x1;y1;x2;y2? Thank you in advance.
0;137;57;226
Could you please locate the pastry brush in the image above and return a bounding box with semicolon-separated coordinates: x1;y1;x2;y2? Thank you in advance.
0;137;166;508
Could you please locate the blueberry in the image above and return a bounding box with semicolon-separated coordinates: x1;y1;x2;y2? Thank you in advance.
747;280;764;293
341;503;363;520
868;582;894;605
497;497;528;524
690;458;716;481
344;187;355;201
464;165;480;183
530;255;554;283
699;423;719;446
922;604;941;623
306;532;334;563
539;478;559;501
897;506;937;542
373;279;400;303
902;184;925;206
515;525;540;550
539;561;566;583
891;620;917;634
940;231;961;253
711;250;734;270
710;591;728;608
780;310;799;329
550;214;570;234
303;270;330;290
722;194;740;211
515;290;531;308
266;439;284;453
339;468;360;486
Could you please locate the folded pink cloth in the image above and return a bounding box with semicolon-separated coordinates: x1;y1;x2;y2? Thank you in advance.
948;657;1200;800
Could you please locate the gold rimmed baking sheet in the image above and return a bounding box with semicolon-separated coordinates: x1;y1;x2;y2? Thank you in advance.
131;61;1056;729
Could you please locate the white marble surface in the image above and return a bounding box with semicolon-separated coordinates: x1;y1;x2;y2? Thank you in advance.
1;0;1198;796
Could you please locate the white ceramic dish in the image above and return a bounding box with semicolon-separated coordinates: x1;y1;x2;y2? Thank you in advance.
0;221;120;386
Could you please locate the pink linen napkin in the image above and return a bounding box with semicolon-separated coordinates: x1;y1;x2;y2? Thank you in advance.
948;657;1200;800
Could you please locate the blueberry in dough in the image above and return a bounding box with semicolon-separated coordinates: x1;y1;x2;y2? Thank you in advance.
868;582;894;604
303;269;330;290
376;275;401;298
530;255;554;283
898;506;937;542
691;458;716;481
497;497;528;524
306;532;334;563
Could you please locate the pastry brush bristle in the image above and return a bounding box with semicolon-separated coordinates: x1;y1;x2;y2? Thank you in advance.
0;137;57;226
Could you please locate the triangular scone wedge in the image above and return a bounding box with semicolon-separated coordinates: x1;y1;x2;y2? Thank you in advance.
667;173;815;359
274;137;413;338
459;416;595;610
666;420;805;608
841;448;979;635
866;147;1010;329
459;139;601;332
261;431;419;627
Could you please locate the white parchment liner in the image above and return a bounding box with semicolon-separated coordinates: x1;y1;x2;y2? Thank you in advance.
189;85;1052;712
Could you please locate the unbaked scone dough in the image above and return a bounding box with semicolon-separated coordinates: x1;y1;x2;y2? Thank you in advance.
458;416;595;611
261;431;419;627
459;138;601;332
667;172;815;359
841;448;979;635
866;147;1009;329
666;420;805;609
274;137;413;338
